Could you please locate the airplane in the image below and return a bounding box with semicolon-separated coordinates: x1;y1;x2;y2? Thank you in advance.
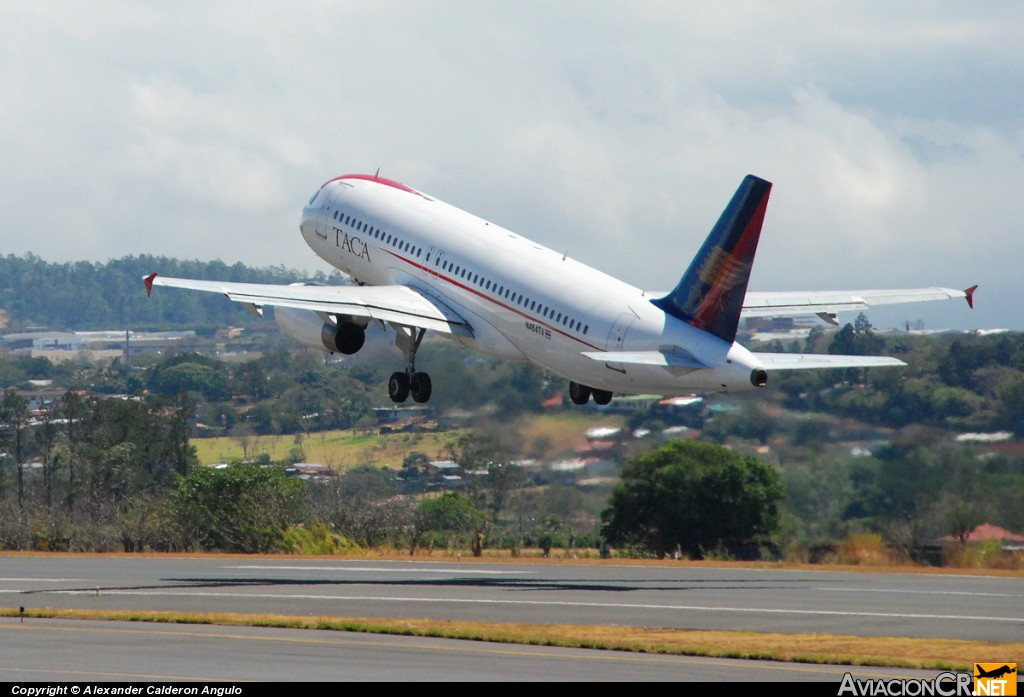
144;172;975;405
975;665;1016;680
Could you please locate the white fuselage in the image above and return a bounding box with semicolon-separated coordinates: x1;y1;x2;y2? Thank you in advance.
299;176;762;396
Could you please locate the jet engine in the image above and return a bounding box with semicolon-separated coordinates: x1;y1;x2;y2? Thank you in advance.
275;306;365;354
750;368;768;387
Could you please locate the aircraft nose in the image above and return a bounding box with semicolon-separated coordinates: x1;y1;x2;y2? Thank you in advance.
299;207;316;240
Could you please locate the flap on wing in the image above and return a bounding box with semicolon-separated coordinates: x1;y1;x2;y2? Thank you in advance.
742;287;970;318
145;275;473;336
581;346;709;369
753;352;905;370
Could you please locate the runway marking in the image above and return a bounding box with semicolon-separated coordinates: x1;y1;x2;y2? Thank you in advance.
28;589;1024;623
823;587;1023;598
225;565;535;574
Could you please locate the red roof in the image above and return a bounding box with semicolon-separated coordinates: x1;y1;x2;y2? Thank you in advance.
541;394;564;407
942;523;1024;543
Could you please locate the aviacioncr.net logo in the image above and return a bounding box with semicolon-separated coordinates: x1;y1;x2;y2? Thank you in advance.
838;672;973;696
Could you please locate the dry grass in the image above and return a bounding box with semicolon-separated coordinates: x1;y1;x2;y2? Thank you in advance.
2;550;1023;576
192;412;628;468
191;428;465;469
2;607;1017;670
835;533;902;566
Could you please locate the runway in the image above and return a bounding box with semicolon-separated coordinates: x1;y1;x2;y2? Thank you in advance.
0;556;1019;681
0;618;944;682
2;556;1019;641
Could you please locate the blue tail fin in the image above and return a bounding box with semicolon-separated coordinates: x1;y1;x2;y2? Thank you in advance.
651;175;772;343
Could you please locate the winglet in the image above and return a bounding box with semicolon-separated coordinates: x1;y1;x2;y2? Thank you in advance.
144;273;158;298
651;175;772;343
964;284;977;309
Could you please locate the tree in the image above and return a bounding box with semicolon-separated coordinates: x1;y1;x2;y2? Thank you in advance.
0;390;29;510
447;432;527;523
994;369;1024;436
828;314;887;385
409;492;489;556
148;357;231;402
601;441;783;559
165;463;307;552
311;465;409;547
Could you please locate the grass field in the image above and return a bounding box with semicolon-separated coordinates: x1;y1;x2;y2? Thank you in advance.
192;428;465;469
190;411;629;470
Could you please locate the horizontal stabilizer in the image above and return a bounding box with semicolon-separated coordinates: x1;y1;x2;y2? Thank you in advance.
753;352;905;370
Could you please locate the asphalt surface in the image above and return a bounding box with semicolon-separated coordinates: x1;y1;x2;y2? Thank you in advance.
0;556;1019;681
0;618;951;682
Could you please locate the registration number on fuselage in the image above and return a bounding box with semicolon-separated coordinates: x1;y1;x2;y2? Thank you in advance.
525;321;551;339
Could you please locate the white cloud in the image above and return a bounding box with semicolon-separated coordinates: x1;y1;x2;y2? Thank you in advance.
0;1;1019;328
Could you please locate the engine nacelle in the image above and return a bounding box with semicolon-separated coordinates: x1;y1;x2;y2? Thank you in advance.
275;306;365;354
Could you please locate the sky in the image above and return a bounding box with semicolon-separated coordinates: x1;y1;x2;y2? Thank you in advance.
1;2;1021;331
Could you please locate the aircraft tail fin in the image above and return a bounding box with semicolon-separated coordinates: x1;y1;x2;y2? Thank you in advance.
652;175;772;343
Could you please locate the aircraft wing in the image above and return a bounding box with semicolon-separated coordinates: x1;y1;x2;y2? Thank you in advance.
581;348;708;368
144;274;473;336
751;352;905;369
740;286;976;324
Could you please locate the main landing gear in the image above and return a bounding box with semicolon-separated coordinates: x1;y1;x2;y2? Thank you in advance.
389;327;432;403
568;381;612;406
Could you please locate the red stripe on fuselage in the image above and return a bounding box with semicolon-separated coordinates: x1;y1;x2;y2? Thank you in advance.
322;174;427;198
381;249;602;351
328;175;606;353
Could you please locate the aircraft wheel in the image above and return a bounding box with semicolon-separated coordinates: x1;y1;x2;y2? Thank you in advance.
592;389;613;405
388;371;410;403
568;381;591;405
334;323;365;355
411;372;432;403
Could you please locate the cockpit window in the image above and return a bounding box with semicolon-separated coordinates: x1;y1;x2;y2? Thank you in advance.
307;189;321;206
